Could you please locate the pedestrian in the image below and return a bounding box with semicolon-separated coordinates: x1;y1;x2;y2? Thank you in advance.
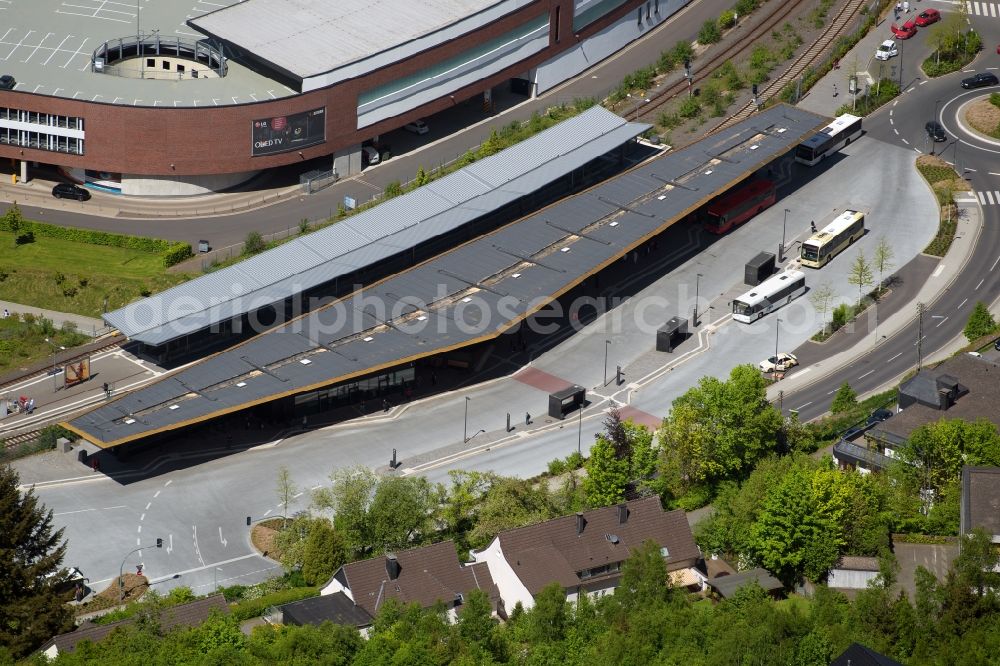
811;220;817;232
2;308;8;318
525;411;531;425
895;1;900;16
832;83;838;98
903;0;908;12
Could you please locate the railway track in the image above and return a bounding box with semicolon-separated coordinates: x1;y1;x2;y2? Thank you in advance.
0;335;124;393
2;428;42;451
631;0;868;130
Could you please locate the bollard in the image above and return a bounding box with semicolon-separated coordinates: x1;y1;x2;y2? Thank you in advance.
506;413;512;432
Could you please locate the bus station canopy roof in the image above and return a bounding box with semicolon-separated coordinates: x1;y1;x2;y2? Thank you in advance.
67;104;827;448
104;106;647;347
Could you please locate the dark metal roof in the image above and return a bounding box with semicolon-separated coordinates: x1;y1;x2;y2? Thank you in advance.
104;106;648;346
830;642;903;666
961;465;1000;539
833;440;893;472
66;104;827;447
279;591;373;628
707;568;783;598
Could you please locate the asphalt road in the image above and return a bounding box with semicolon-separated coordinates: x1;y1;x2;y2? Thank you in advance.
0;0;735;251
777;7;1000;419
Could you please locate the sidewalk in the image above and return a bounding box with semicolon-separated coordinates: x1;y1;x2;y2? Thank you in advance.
766;191;982;403
1;299;106;337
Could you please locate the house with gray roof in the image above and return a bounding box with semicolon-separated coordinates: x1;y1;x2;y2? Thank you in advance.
961;466;1000;544
706;567;783;599
470;496;703;611
320;540;498;622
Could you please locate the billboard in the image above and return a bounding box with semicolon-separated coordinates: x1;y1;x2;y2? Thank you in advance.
252;108;326;157
64;357;91;387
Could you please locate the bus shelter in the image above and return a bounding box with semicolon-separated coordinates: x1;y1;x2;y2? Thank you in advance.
656;316;689;353
548;385;586;419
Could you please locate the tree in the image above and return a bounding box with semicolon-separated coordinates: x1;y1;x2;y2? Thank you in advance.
830;381;857;414
4;202;22;247
897;419;1000;495
809;282;836;335
0;465;73;658
872;237;894;298
659;365;784;493
583;435;629;507
275;466;298;528
963;301;996;342
847;249;874;307
301;519;347;586
313;466;377;557
469;477;555;549
243;230;266;255
615;540;671;611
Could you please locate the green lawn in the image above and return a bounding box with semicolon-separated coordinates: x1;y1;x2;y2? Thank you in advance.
0;232;191;317
0;316;90;373
776;593;812;615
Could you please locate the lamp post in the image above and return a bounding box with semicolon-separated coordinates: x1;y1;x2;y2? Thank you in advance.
44;338;65;391
214;566;223;593
577;402;582;455
119;538;162;602
931;99;942;155
463;396;470;443
627;94;650;122
693;273;703;326
780;208;790;262
603;339;611;386
774;318;782;378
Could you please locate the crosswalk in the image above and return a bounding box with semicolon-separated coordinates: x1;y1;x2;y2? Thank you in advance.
967;1;1000;16
975;191;1000;205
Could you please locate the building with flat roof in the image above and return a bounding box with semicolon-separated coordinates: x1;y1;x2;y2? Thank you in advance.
0;0;690;195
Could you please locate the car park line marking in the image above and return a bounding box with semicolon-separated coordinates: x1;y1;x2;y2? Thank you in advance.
888;353;902;362
43;35;72;65
64;37;89;69
959;298;968;309
976;279;984;290
935;316;949;327
5;29;34;60
21;32;55;63
858;370;874;380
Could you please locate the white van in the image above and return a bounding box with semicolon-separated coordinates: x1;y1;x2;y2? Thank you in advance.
362;145;380;165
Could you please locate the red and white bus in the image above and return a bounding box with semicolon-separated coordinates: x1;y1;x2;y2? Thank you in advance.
703;179;777;235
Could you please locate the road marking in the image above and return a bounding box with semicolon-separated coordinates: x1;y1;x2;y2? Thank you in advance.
146;553;275;585
167;534;173;555
914;335;926;345
976;279;984;290
145;502;151;511
959;298;968;309
936;316;949;327
794;367;811;376
932;264;944;277
827;389;838;395
153;490;161;498
53;508;96;516
102;505;127;510
219;527;227;548
901;138;908;145
888;352;902;362
991;255;1000;272
193;525;205;567
262;508;272;517
137;525;141;533
987;191;995;206
140;513;145;521
310;485;321;490
164;480;172;487
979;191;987;204
292;492;304;499
858;370;874;379
795;401;813;410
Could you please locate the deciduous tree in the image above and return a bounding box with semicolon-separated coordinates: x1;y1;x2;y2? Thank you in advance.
963;301;996;342
847;249;874;307
830;381;857;414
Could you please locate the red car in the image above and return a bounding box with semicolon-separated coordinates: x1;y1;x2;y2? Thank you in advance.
892;20;917;40
915;8;940;26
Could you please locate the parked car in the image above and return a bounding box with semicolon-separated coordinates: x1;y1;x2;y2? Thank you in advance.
759;352;798;373
962;72;999;89
925;120;947;142
892;20;917;39
867;409;893;426
875;40;898;61
361;145;380;166
915;8;940;26
403;119;429;135
994;338;1000;351
840;425;868;442
0;74;15;90
51;183;91;201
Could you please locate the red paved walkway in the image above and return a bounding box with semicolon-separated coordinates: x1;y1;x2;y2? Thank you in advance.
513;367;573;393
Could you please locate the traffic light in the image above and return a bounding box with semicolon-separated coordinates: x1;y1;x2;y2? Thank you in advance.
156;538;163;548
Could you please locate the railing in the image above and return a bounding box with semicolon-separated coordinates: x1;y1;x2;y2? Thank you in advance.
91;34;227;78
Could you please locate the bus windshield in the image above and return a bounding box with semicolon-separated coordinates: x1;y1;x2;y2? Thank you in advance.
801;243;820;262
704;211;725;230
732;300;753;317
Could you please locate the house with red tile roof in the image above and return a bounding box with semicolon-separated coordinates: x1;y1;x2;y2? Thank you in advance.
471;496;703;611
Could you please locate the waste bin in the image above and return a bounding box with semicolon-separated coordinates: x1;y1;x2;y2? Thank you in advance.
198;240;211;253
656;316;689;353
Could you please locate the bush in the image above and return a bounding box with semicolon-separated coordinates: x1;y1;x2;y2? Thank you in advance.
718;9;736;29
678;95;701;119
964;302;997;342
547;458;568;476
54;272;65;285
15;231;34;245
991;93;1000;108
243;231;266;256
0;213;176;253
832;303;850;331
698;20;721;44
734;0;759;15
564;451;585;470
830;382;858;414
671;41;694;64
230;587;318;621
383;181;403;198
162;242;193;267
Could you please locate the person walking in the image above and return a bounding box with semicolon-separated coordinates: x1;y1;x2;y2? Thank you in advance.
895;1;901;17
903;0;909;12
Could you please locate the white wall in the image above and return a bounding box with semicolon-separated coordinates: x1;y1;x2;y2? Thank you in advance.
827;568;878;589
120;170;258;196
471;538;536;611
534;0;688;94
320;575;353;600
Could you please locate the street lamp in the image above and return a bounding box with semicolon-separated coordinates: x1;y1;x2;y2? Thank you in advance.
214;566;223;593
577;402;582;455
463;396;470;443
930;99;942;155
693;273;703;326
603;339;611;387
780;208;790;262
774;318;782;378
627;94;650;122
119;538;163;602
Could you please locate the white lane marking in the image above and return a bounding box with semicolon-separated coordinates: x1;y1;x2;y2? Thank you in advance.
932;264;944;277
137;525;141;533
310;485;321;490
858;370;874;379
219;527;228;548
102;505;127;510
140;513;145;521
901;138;909;145
827;389;838;395
795;401;813;410
145;502;151;511
935;316;949;327
888;352;902;362
292;492;304;499
262;508;272;517
153;490;161;498
193;525;205;567
167;534;173;555
54;508;96;516
164;480;172;487
976;279;984;290
991;255;1000;272
958;298;968;309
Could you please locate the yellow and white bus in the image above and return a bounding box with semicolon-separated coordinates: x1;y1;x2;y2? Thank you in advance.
732;270;807;323
800;210;865;269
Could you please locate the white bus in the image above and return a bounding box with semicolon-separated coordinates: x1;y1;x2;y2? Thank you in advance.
732;270;807;323
800;210;865;268
794;114;863;166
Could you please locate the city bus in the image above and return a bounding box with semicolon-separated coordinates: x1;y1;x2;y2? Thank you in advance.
794;114;863;166
800;209;865;268
732;270;807;323
703;179;776;235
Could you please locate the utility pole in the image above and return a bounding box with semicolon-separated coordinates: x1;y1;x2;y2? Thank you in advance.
916;301;924;370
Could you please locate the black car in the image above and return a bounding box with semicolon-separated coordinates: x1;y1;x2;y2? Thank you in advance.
961;72;999;89
867;408;893;426
51;183;91;201
925;120;946;142
995;338;1000;351
0;74;15;90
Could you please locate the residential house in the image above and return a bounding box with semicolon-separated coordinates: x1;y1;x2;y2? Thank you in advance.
829;641;903;666
470;496;703;612
320;540;499;622
706;568;783;599
278;592;374;631
960;466;1000;548
836;354;1000;473
40;594;229;659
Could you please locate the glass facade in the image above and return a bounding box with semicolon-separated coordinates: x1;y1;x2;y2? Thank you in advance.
0;108;85;155
293;366;416;413
573;0;628;31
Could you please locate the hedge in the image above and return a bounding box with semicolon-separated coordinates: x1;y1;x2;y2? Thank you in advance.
230;586;319;621
162;242;193;267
